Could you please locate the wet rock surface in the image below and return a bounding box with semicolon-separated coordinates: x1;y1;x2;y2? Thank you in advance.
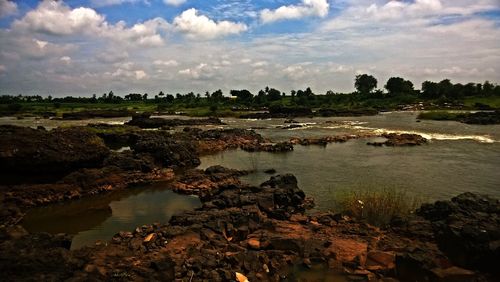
367;133;428;147
290;135;365;146
126;115;224;128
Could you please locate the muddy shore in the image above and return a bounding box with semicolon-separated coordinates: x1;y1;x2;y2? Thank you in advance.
0;122;498;281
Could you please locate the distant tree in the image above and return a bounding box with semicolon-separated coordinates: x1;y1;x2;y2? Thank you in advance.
266;88;282;101
230;89;253;101
165;94;174;103
211;89;223;101
438;79;453;98
143;93;148;100
355;74;377;95
158;91;164;97
421;81;440;99
482;81;494;96
385;77;414;96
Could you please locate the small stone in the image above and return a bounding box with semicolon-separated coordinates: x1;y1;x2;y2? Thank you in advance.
144;233;156;243
247;238;261;250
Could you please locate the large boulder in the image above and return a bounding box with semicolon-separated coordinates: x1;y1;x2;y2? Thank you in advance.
0;125;109;177
131;132;200;168
417;192;500;274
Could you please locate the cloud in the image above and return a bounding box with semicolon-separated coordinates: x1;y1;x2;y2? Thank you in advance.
0;0;16;18
178;63;216;79
260;0;329;24
60;56;72;64
12;0;168;47
153;59;179;67
163;0;187;7
173;8;248;39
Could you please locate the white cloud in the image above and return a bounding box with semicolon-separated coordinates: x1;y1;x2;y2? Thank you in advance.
135;70;147;79
251;61;268;68
60;56;71;64
0;64;6;74
153;59;179;67
178;63;215;79
173;8;248;39
0;0;16;18
13;1;168;47
164;0;187;7
260;0;329;24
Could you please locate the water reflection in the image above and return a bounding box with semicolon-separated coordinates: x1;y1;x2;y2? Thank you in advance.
22;182;201;249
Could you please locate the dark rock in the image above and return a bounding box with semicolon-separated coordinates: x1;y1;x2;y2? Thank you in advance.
417;193;500;274
367;133;427;147
126;116;224;129
131;132;200;168
264;169;277;174
0;125;110;177
103;151;155;172
60;110;134;120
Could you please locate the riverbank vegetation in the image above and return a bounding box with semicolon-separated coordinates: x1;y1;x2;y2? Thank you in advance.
334;188;424;227
1;75;499;117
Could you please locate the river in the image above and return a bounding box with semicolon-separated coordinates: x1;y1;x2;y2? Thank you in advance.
9;111;500;248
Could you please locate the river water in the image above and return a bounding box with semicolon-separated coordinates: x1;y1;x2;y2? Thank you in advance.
10;112;500;248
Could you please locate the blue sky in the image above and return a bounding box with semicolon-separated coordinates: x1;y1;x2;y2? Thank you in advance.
0;0;499;96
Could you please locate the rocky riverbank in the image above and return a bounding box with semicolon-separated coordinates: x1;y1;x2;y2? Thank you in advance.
0;122;497;281
1;170;497;281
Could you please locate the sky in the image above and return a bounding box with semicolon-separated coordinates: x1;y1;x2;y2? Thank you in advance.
0;0;499;96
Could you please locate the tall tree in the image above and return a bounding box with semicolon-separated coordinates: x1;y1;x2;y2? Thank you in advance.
385;77;414;96
355;74;378;95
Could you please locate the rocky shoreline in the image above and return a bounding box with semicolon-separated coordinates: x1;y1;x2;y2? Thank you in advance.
0;121;498;281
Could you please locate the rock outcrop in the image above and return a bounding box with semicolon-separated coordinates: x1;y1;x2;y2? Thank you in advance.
367;133;428;147
126;115;224;128
0;125;110;176
417;192;500;274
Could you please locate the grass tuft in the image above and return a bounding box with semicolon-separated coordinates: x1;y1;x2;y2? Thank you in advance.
334;188;424;227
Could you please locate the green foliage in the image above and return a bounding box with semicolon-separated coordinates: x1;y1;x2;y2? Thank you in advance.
385;77;414;97
334;188;424;227
355;74;377;95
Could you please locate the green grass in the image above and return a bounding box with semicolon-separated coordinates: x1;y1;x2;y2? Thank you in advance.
463;96;500;108
334;188;424;227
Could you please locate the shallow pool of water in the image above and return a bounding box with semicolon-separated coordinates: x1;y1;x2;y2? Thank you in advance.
22;182;201;249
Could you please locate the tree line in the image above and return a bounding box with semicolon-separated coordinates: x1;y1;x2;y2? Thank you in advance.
1;75;499;108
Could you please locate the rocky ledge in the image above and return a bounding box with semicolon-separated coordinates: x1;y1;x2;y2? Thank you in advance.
126;115;225;129
1;169;498;281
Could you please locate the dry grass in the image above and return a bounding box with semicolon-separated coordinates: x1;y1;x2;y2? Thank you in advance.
334;188;424;227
